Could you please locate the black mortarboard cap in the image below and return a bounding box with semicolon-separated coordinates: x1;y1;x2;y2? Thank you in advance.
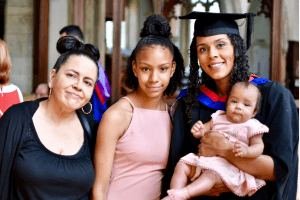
179;12;256;49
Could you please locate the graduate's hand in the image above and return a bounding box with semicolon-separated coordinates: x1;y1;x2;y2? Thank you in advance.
198;131;233;158
191;120;205;139
202;182;231;196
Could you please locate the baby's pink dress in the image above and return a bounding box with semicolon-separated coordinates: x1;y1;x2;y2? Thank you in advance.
106;97;171;200
180;110;269;197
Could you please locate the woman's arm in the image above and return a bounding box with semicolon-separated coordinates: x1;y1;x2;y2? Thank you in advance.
199;131;275;181
91;100;132;200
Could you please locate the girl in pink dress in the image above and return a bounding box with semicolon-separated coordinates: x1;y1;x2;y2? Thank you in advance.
91;15;185;200
163;82;269;200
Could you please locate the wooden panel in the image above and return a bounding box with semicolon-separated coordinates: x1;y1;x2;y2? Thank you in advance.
73;0;84;32
286;41;299;99
163;0;180;19
106;0;113;20
111;0;124;103
0;0;6;39
33;0;49;92
106;0;125;21
270;0;283;84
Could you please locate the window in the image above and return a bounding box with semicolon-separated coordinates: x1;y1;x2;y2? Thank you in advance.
189;0;220;44
105;21;127;53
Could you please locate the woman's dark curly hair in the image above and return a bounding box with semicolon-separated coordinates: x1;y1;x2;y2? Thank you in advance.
183;34;250;123
123;14;185;96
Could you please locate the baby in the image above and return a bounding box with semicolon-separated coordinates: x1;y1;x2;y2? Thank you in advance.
164;82;269;199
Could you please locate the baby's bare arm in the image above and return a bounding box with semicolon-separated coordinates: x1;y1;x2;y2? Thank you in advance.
191;120;212;139
233;134;264;158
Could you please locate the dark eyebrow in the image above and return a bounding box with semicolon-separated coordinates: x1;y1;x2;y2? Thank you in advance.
139;62;171;66
67;69;79;74
197;38;228;48
67;69;95;83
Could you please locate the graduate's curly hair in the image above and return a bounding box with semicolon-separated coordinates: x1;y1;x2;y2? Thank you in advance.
183;34;250;123
123;14;185;96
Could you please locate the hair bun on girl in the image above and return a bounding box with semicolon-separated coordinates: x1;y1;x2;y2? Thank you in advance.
140;14;172;38
56;36;84;54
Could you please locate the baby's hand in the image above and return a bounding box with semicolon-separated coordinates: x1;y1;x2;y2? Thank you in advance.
191;121;205;138
233;141;248;157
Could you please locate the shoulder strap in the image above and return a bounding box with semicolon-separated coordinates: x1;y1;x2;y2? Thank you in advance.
76;109;92;144
122;96;135;108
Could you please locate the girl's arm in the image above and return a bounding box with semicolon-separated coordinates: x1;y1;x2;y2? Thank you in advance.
233;134;264;158
199;131;275;181
91;101;132;200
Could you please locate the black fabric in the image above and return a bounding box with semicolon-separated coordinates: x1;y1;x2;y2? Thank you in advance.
162;81;299;200
0;98;99;200
81;96;100;156
13;121;94;200
179;12;256;49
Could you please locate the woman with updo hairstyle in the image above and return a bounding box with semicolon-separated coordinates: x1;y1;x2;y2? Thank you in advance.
0;36;100;200
0;39;23;118
91;14;185;200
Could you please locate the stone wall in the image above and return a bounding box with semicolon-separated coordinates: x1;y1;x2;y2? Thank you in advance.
48;0;68;78
4;0;34;94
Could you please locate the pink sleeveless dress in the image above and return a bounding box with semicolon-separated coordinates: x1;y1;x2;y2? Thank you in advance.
180;110;269;197
106;97;171;200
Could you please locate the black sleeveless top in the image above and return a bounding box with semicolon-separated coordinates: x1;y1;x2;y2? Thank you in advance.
12;121;95;200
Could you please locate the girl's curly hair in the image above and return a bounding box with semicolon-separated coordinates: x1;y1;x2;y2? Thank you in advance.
183;34;250;123
122;14;185;97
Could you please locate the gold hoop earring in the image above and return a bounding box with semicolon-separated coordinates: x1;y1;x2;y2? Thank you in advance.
81;102;92;114
49;88;52;99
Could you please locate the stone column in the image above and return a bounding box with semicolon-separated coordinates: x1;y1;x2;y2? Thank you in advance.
84;0;95;44
97;0;106;69
4;0;34;94
127;0;139;51
48;0;68;78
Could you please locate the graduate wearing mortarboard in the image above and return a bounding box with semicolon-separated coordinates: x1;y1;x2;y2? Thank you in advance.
162;12;299;200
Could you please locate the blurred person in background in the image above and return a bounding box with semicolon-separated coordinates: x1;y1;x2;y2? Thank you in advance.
0;39;23;118
60;25;84;42
35;83;49;99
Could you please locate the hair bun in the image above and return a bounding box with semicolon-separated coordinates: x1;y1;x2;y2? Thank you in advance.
140;14;172;38
84;44;100;61
56;36;100;61
56;36;84;54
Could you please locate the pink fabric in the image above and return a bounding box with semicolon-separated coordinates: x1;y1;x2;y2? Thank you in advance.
106;97;171;200
211;110;269;146
180;110;269;197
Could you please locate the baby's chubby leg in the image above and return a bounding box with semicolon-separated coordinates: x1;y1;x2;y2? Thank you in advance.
170;161;197;189
185;170;223;198
162;161;196;200
165;169;223;200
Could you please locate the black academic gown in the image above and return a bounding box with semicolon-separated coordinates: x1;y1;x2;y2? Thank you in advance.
162;81;299;200
0;98;99;200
